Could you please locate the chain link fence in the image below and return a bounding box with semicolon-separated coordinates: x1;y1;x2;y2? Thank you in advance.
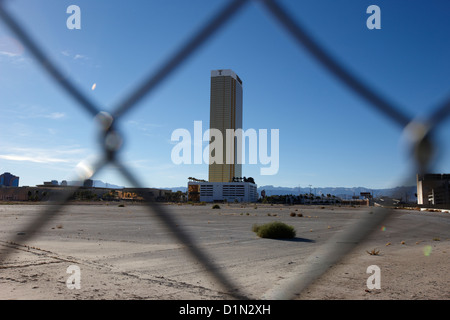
0;0;448;300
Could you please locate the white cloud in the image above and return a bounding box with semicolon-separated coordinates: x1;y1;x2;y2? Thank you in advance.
0;154;69;164
74;54;87;60
45;112;65;119
0;50;19;57
0;50;27;65
5;105;66;120
0;36;24;58
0;146;89;165
60;50;88;61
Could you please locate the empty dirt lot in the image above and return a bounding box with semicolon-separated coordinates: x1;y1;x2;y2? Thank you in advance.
0;203;448;300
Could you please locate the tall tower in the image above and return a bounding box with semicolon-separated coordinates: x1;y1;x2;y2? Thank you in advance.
208;69;243;182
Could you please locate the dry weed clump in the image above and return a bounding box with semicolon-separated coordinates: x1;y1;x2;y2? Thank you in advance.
252;221;296;239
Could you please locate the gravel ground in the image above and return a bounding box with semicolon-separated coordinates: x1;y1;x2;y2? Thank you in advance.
0;203;448;300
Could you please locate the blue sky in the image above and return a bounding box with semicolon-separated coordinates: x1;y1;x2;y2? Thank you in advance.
1;0;450;189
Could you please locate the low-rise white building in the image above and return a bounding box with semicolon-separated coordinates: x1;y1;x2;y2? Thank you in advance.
188;181;257;203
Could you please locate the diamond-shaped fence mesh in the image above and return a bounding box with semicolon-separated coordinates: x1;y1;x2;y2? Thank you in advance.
0;0;448;300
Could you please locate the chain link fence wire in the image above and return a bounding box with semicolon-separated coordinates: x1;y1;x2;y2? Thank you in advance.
0;0;447;300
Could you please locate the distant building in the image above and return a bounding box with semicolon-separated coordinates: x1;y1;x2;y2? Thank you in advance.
188;180;257;203
41;180;60;187
186;70;258;203
83;179;94;188
208;69;243;182
117;188;172;202
0;172;19;187
0;185;171;202
416;174;450;206
0;186;61;201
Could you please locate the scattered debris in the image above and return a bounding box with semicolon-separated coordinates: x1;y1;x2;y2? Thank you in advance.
366;248;380;255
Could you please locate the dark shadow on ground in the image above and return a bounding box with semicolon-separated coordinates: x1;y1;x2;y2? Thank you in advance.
276;237;315;243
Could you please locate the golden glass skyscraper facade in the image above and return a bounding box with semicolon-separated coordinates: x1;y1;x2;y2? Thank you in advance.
208;69;243;182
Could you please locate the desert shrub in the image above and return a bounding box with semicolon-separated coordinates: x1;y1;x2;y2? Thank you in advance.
252;221;296;239
212;204;221;209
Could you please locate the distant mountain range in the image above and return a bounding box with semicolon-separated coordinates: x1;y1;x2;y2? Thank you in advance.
255;185;417;200
167;185;417;201
66;180;124;189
